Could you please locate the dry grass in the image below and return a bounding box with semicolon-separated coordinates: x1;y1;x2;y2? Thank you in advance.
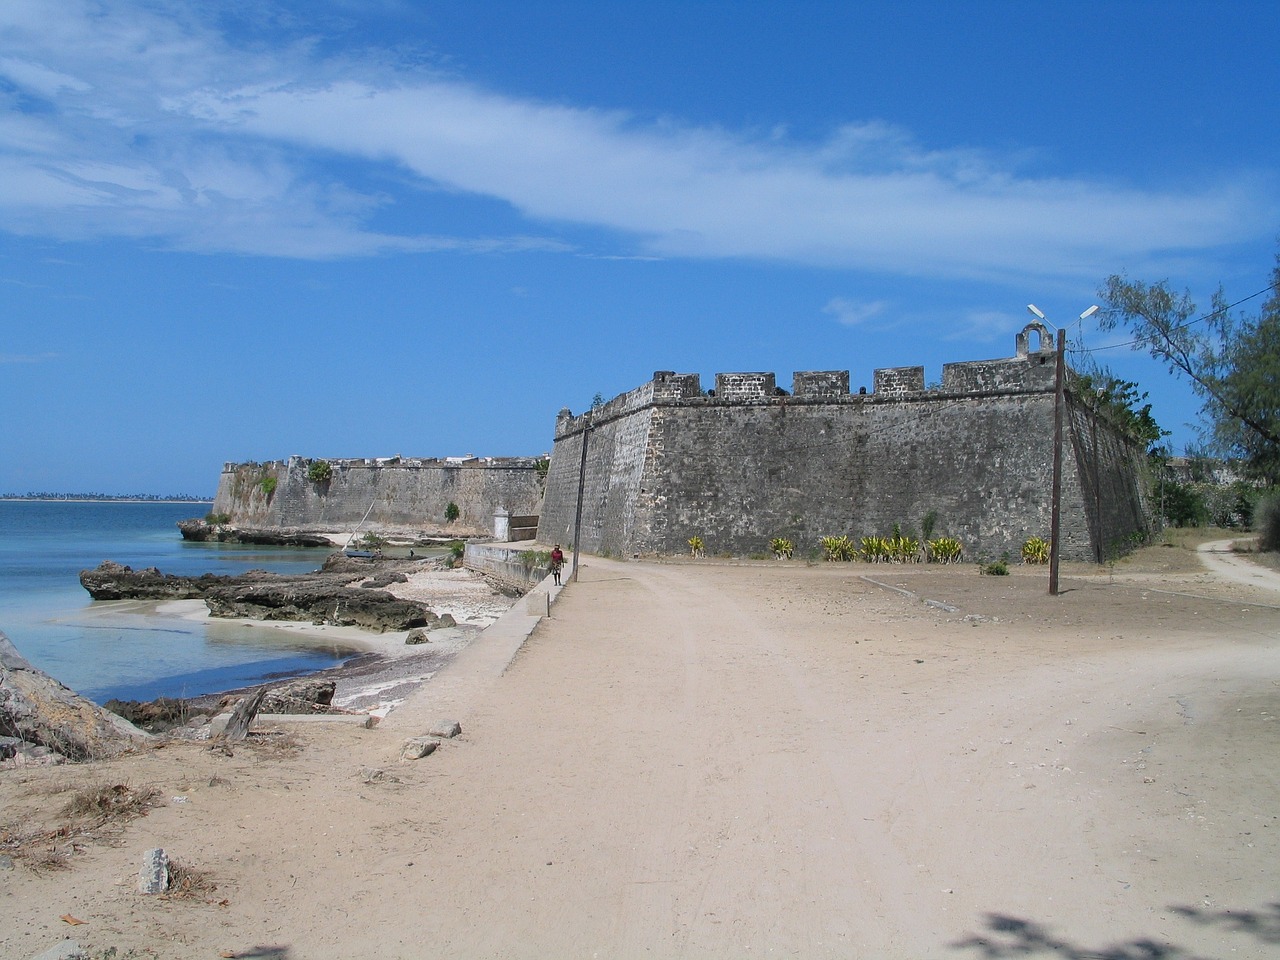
62;782;162;824
164;857;218;900
0;782;161;870
241;730;304;759
1109;526;1254;575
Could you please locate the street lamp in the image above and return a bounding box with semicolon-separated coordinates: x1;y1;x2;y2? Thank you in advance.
1026;304;1100;596
1027;303;1099;328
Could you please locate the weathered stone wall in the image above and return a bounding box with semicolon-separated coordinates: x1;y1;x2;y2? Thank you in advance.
538;328;1153;563
212;456;545;536
538;381;657;556
1065;400;1156;562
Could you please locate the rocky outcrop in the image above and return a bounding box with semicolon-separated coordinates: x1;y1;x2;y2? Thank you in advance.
79;560;232;600
203;581;435;631
1;630;151;763
102;696;200;732
259;678;342;714
178;518;334;547
80;557;439;633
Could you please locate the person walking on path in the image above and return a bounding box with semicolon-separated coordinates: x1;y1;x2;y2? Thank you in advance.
550;544;565;586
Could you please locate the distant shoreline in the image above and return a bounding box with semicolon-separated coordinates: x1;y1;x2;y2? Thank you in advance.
0;497;212;503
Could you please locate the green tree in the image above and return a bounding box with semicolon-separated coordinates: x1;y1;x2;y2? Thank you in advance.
1098;251;1280;483
1071;371;1168;452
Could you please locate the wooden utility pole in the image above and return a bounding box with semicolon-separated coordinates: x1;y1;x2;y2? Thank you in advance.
570;414;591;582
1048;328;1066;596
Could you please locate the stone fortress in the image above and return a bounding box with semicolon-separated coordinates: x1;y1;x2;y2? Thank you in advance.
210;454;545;539
209;323;1153;563
536;323;1153;563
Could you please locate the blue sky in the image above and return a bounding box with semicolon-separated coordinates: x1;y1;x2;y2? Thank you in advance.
2;0;1277;496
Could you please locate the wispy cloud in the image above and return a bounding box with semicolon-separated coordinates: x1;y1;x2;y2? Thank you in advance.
0;1;1274;277
943;309;1026;343
823;297;889;327
0;351;58;364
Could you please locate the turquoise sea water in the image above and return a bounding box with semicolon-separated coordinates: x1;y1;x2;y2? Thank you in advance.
0;500;355;704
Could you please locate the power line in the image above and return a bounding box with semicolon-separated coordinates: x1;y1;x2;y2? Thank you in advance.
1069;280;1278;357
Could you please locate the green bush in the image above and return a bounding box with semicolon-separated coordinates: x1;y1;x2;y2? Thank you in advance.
448;540;465;560
358;532;387;551
981;559;1009;576
887;535;920;563
820;535;856;561
1160;479;1208;527
770;537;794;559
921;510;938;542
519;549;551;569
307;460;332;484
688;535;705;557
927;537;963;563
857;535;886;562
1202;481;1259;528
445;501;460;523
204;512;231;526
259;476;277;497
1021;536;1051;565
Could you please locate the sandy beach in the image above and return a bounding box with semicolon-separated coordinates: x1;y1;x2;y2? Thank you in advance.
2;540;1279;959
144;562;522;716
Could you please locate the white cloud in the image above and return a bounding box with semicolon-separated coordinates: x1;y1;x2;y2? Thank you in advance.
823;298;889;327
942;309;1025;343
0;57;90;96
0;1;1274;276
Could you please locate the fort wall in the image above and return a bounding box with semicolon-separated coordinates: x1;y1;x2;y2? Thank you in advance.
212;455;545;537
538;325;1153;562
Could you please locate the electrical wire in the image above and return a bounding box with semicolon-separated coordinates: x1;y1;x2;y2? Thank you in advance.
1069;280;1278;357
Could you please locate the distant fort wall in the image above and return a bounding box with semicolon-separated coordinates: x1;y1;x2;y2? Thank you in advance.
538;325;1153;562
212;455;545;537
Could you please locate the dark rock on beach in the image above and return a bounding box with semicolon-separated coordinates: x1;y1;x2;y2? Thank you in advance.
79;560;233;600
102;696;199;731
177;518;334;547
204;581;436;631
80;556;440;633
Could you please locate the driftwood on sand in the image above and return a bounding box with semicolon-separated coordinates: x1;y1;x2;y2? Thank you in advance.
219;687;268;742
0;629;151;763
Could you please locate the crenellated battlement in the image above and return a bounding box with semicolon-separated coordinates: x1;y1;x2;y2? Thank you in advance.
555;323;1058;438
220;454;543;474
538;320;1152;563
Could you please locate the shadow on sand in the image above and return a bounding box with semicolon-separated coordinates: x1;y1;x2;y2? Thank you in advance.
952;899;1280;959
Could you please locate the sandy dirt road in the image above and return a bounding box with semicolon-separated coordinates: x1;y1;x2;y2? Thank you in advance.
2;556;1279;959
1198;539;1280;591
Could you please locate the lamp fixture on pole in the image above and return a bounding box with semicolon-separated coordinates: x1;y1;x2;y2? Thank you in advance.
1026;303;1100;596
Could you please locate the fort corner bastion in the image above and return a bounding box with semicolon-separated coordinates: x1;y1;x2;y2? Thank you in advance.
537;323;1154;563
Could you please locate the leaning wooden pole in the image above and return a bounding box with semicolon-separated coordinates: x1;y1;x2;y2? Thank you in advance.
1048;328;1066;596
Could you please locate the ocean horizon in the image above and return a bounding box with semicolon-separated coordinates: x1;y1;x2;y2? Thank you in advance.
0;500;358;704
